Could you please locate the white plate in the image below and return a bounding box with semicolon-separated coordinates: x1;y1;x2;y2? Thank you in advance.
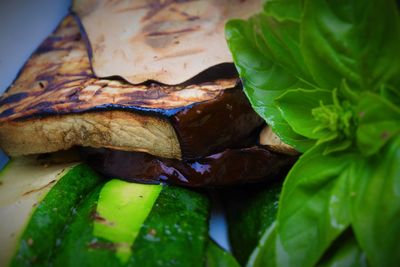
0;0;230;251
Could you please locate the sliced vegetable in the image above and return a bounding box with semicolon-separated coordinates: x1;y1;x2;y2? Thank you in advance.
0;15;263;162
127;185;210;267
52;181;210;267
83;146;296;187
0;157;103;267
1;156;212;267
93;180;162;263
72;0;262;85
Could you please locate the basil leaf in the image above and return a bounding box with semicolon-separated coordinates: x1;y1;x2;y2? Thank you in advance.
317;230;367;267
380;85;400;107
323;139;352;155
356;93;400;156
349;136;400;267
225;19;314;152
227;1;400;266
246;222;277;267
263;0;303;22
251;12;313;84
276;88;333;139
276;144;355;267
205;240;241;267
301;0;400;91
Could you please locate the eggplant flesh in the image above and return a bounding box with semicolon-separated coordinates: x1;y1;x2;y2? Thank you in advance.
82;145;296;187
0;16;262;160
73;0;263;85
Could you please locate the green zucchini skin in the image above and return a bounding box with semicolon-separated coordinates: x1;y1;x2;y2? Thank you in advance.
222;181;282;265
11;164;103;267
205;240;240;267
5;160;213;267
51;184;210;267
51;185;121;267
128;186;210;267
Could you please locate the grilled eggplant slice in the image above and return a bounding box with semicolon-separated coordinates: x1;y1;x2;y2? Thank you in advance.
73;0;262;85
82;146;297;187
0;16;262;160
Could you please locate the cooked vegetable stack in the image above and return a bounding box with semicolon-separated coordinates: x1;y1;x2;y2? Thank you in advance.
0;0;296;187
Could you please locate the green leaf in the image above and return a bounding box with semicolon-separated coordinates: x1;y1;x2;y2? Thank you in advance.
380;84;400;107
349;136;400;267
317;230;367;267
323;139;352;155
276;144;356;267
356;92;400;155
263;0;303;22
225;19;314;152
338;79;359;105
301;0;400;91
251;13;313;84
276;88;333;139
246;222;277;267
205;240;241;267
226;1;400;266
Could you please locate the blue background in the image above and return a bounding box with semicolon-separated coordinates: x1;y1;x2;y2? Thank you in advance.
0;0;71;168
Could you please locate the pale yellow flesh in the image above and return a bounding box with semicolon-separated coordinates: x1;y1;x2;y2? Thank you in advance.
0;157;77;267
0;111;181;159
73;0;262;84
259;126;299;156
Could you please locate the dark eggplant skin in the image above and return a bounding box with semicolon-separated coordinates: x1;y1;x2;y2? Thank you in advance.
81;146;296;187
171;82;264;159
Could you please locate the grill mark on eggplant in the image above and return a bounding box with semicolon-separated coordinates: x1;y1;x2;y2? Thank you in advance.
73;0;262;85
154;48;205;60
0;93;29;106
146;26;201;37
0;16;239;123
0;108;15;119
131;0;199;22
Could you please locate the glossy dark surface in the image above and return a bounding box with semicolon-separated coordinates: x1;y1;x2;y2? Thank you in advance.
83;146;296;187
172;84;264;159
